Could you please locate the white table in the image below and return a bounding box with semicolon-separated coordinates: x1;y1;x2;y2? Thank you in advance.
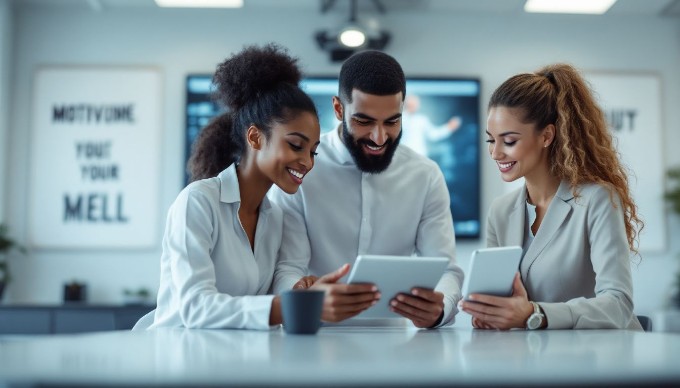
1;326;679;387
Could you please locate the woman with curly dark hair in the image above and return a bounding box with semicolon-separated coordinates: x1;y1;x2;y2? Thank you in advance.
459;63;643;330
134;44;321;330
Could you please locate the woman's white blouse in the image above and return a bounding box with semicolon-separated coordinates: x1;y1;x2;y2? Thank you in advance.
135;165;282;330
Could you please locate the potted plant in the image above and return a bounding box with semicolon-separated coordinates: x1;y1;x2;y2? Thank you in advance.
0;223;26;301
665;167;680;309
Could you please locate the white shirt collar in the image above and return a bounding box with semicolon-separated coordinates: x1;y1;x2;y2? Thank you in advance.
217;164;271;211
328;126;355;166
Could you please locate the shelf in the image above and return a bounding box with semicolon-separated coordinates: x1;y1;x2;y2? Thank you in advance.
0;304;154;334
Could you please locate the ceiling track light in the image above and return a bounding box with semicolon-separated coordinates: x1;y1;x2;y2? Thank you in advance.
339;27;366;48
338;0;365;48
315;0;390;62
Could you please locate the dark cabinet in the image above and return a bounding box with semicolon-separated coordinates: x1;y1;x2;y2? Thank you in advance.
0;304;154;334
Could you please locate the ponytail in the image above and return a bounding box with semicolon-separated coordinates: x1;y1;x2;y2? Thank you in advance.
186;113;241;182
542;64;643;254
489;63;643;254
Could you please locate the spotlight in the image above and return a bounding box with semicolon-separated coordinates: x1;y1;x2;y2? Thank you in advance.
316;29;390;62
339;26;366;48
315;0;390;62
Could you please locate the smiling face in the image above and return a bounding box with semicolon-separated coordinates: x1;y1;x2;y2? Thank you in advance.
486;106;554;183
255;110;321;194
334;89;403;174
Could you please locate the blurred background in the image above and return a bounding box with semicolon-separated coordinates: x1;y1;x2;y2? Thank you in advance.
0;0;679;323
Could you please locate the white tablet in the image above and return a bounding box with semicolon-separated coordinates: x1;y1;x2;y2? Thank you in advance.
461;246;523;301
346;255;449;319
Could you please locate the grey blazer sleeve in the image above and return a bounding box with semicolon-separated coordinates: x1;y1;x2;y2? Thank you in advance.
539;186;639;330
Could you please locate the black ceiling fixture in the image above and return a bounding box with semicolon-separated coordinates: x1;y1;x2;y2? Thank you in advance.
315;0;391;62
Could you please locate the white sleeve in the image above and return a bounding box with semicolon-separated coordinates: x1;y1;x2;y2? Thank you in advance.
415;168;464;327
269;187;311;293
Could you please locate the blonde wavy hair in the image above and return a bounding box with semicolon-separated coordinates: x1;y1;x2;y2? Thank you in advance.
488;63;643;254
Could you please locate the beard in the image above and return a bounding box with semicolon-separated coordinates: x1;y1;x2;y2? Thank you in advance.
341;119;402;174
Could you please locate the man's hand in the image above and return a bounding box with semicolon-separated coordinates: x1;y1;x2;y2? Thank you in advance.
390;288;444;328
311;264;381;323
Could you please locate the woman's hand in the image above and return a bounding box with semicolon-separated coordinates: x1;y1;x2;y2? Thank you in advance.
292;275;319;289
459;273;534;330
471;317;496;330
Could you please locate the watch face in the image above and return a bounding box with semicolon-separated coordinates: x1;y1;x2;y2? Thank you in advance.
527;314;542;330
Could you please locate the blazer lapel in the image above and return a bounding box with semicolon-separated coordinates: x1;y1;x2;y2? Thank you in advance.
506;187;526;247
521;181;574;279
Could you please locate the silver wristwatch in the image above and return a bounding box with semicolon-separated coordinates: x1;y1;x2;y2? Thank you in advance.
526;301;545;330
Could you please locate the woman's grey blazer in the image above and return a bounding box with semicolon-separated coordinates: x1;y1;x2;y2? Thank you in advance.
487;180;642;330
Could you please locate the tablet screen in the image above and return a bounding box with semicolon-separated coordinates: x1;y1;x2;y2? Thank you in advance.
462;246;522;300
346;255;449;319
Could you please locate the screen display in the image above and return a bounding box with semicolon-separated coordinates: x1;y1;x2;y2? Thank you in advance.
185;75;481;238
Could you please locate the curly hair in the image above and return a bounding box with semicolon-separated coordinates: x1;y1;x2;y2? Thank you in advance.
488;63;643;254
213;43;303;110
186;113;235;182
339;50;406;103
187;43;318;182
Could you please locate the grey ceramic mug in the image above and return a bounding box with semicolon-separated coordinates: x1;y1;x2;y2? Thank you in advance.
281;289;325;334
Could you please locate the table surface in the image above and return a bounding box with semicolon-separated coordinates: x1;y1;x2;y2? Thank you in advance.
1;326;679;387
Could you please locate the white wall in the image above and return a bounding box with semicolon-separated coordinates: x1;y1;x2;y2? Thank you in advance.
0;0;12;223
4;4;680;317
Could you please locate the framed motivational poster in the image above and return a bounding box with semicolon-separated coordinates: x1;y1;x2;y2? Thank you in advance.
28;66;162;249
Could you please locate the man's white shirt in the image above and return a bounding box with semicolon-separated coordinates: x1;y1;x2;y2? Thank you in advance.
269;128;464;326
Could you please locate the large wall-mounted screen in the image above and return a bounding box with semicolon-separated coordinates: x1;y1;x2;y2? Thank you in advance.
185;75;481;238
